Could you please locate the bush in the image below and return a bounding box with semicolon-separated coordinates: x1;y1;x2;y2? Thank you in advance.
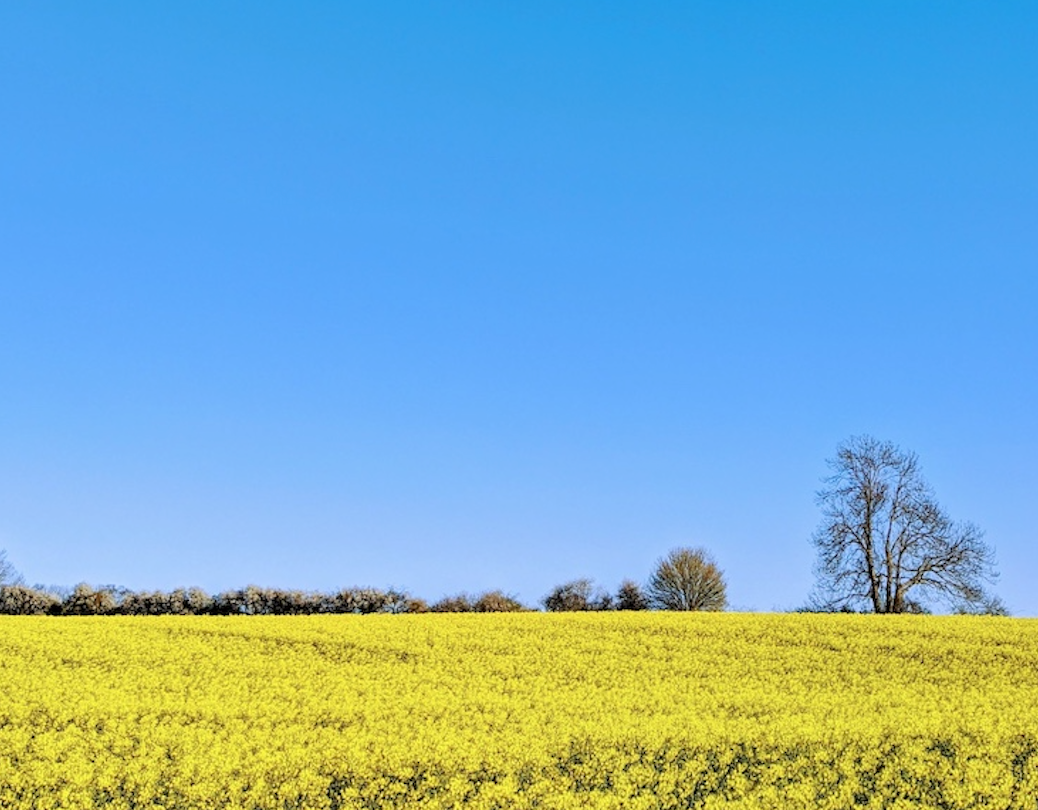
208;586;331;615
430;591;527;612
473;590;527;612
175;587;215;614
329;587;410;614
62;583;120;616
647;548;727;611
120;590;172;615
402;596;429;613
542;579;612;612
615;580;650;611
0;585;61;615
430;593;475;612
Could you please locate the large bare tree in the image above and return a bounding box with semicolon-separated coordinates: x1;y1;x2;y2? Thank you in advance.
811;435;999;613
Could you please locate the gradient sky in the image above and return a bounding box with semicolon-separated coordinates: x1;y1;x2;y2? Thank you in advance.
2;3;1035;614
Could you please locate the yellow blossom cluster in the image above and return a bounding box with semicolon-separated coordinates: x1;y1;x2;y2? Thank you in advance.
1;613;1036;808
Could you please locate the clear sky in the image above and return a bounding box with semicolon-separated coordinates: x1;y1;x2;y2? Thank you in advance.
2;3;1035;614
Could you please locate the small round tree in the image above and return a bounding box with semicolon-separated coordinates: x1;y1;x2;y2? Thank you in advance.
615;579;650;610
647;547;727;611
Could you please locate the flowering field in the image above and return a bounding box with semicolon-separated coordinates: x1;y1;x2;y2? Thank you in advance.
1;613;1037;809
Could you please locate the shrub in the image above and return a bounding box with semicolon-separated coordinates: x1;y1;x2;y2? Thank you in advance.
473;590;526;612
615;580;650;611
176;587;215;614
403;596;429;613
330;587;403;614
430;594;476;612
542;579;612;612
647;548;727;611
0;585;61;615
62;583;120;616
120;590;171;615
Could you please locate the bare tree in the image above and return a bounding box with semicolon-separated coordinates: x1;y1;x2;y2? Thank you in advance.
811;435;999;614
0;550;21;587
647;548;727;611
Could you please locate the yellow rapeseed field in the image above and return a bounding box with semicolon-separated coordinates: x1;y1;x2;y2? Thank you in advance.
1;613;1037;809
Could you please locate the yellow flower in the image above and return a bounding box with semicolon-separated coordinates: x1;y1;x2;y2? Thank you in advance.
1;613;1036;807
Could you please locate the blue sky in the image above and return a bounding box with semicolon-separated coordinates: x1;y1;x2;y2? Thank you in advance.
2;3;1035;613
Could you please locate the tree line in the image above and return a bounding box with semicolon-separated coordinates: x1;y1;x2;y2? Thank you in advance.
0;435;1007;616
0;547;725;616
